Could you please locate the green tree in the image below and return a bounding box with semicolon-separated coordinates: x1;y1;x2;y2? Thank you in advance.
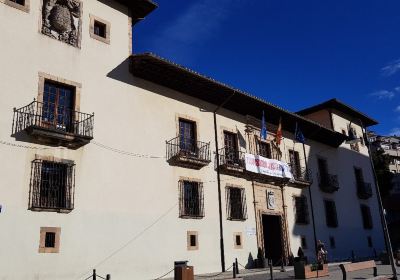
372;149;394;198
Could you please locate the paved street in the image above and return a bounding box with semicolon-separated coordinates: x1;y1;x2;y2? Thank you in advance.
178;263;400;280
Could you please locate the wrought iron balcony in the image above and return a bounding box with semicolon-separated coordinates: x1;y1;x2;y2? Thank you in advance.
318;173;339;193
357;181;373;199
217;148;246;175
290;165;313;186
166;136;211;169
12;100;94;149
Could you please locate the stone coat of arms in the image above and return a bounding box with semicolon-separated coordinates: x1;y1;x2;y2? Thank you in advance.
41;0;82;47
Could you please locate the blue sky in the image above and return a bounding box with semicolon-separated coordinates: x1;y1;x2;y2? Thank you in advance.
134;0;400;135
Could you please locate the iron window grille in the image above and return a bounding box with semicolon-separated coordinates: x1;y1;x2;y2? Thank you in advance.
294;196;310;224
226;187;247;221
361;205;373;229
179;181;204;219
324;200;338;228
29;159;75;211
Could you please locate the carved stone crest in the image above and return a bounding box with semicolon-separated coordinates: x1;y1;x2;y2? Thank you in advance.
41;0;82;47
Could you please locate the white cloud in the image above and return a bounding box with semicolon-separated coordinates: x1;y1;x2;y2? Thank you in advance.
389;127;400;136
370;90;395;100
381;59;400;76
149;0;246;62
395;105;400;112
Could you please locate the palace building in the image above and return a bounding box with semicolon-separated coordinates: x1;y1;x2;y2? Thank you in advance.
0;0;385;279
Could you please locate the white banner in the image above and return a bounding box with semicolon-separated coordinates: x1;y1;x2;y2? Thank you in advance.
245;153;293;179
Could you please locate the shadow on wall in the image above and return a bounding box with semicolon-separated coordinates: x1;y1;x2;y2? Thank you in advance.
291;144;385;264
107;58;250;124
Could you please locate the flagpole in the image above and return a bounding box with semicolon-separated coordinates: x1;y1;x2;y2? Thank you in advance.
302;142;319;270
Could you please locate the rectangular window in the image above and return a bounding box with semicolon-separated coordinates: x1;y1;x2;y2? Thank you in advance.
179;119;197;154
289;150;301;178
226;187;247;221
318;158;329;178
324;200;338;228
354;167;364;184
367;236;373;248
259;141;271;158
329;236;336;249
294;196;309;224
187;231;198;250
94;20;106;38
301;236;308;249
234;233;243;249
10;0;25;5
39;227;61;253
30;159;75;211
224;131;239;164
361;205;373;229
179;181;204;218
42;81;75;133
45;232;56;248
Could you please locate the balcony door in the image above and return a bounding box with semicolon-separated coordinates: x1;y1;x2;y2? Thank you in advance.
289;150;301;178
224;131;238;164
318;158;329;180
179;119;196;154
42;81;75;132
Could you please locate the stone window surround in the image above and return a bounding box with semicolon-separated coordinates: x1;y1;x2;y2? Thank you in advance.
220;126;243;151
39;227;61;253
175;114;200;141
1;0;30;13
233;232;243;249
187;231;198;251
37;72;82;112
89;14;111;44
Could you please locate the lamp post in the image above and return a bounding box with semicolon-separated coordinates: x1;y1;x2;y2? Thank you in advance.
348;121;398;279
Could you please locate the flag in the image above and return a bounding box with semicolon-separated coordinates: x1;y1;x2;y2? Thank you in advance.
260;111;267;140
276;117;282;145
295;122;306;144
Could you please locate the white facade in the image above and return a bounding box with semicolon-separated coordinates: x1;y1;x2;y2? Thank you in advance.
0;1;385;279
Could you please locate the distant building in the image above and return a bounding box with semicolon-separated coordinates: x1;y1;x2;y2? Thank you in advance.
0;0;385;279
371;134;400;173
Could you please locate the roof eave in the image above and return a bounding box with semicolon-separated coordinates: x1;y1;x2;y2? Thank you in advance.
130;53;347;148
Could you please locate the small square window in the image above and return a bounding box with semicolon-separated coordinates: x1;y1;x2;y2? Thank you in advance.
301;236;308;249
329;236;336;249
94;21;106;38
187;231;198;251
90;15;110;44
10;0;25;5
39;227;60;253
3;0;29;12
234;232;243;249
45;232;56;248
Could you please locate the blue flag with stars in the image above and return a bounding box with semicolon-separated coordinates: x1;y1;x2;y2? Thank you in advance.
295;122;305;144
261;111;267;140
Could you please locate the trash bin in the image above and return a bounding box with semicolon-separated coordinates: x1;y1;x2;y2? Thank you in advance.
174;261;194;280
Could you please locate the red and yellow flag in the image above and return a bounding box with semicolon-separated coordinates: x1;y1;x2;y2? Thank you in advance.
276;118;282;145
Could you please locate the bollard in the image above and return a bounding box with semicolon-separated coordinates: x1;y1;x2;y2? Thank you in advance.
269;259;274;280
280;256;285;272
106;275;110;280
232;262;237;278
235;258;239;275
93;269;96;280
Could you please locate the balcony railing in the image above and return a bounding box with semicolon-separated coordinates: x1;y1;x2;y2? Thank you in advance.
318;173;339;193
357;181;373;199
13;100;94;148
290;165;313;185
217;148;246;172
166;136;211;169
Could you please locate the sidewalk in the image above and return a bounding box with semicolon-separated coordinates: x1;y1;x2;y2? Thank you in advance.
163;263;400;280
